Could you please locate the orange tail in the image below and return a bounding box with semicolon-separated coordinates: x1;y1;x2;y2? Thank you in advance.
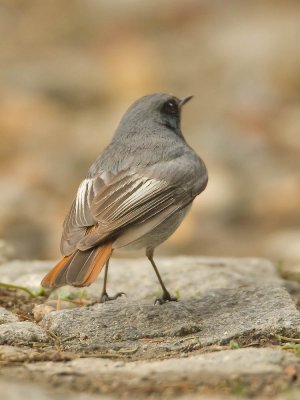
41;242;113;289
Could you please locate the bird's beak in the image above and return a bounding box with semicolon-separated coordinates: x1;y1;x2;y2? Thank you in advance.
179;96;193;108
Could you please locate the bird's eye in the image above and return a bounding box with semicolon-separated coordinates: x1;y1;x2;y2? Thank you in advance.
162;100;178;115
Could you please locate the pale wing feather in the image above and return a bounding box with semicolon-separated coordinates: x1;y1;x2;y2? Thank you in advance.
60;176;103;255
76;173;191;251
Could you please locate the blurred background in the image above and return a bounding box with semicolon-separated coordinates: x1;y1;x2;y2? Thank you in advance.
0;0;300;266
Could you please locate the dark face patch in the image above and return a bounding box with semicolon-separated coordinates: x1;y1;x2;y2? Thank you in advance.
161;99;179;117
157;98;182;133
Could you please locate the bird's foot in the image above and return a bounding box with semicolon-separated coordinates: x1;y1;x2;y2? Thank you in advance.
100;291;126;303
154;291;178;305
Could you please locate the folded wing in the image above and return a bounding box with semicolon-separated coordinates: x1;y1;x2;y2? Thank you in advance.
61;167;197;254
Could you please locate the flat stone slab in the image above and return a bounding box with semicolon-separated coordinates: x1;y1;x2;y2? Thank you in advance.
0;256;281;299
1;257;300;357
41;284;300;356
3;348;299;398
0;260;53;292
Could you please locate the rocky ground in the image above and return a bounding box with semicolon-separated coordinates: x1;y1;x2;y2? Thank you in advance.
1;256;300;399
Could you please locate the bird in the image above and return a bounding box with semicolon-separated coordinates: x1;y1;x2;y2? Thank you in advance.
41;93;208;304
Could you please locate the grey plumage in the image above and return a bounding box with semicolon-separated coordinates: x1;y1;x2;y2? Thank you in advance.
42;93;208;301
61;93;208;256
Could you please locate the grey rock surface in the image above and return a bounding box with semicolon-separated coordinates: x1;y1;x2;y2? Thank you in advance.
0;322;48;345
8;348;299;397
0;260;53;291
1;257;299;356
0;257;300;399
41;284;300;355
0;306;19;324
0;256;280;298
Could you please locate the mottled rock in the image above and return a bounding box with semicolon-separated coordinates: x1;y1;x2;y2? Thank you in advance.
21;348;300;397
33;304;56;322
32;300;81;322
1;257;299;356
35;257;300;355
41;284;300;355
1;257;300;399
0;322;48;345
0;260;53;291
0;306;19;324
0;256;281;301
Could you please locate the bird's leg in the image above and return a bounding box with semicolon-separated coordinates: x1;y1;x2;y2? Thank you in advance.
99;259;125;303
146;248;177;305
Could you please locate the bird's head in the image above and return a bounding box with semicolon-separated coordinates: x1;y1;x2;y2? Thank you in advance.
114;93;193;139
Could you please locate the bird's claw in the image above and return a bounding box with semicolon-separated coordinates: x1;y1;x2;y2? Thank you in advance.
154;291;178;305
100;291;126;303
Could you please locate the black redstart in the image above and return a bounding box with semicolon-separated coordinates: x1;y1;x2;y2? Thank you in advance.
41;93;208;304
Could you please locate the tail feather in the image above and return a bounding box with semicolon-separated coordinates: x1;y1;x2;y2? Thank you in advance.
66;248;97;286
41;242;113;289
41;254;73;288
81;245;113;286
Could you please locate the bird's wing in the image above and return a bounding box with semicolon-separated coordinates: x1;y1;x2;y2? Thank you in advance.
76;170;193;251
60;176;103;255
61;157;207;255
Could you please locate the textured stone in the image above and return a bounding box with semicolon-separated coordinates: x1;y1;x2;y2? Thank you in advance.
36;257;300;355
32;301;80;322
33;304;56;322
0;322;48;345
41;284;300;355
1;257;299;356
0;256;280;300
0;306;19;324
1;257;300;399
0;260;53;291
19;348;300;397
